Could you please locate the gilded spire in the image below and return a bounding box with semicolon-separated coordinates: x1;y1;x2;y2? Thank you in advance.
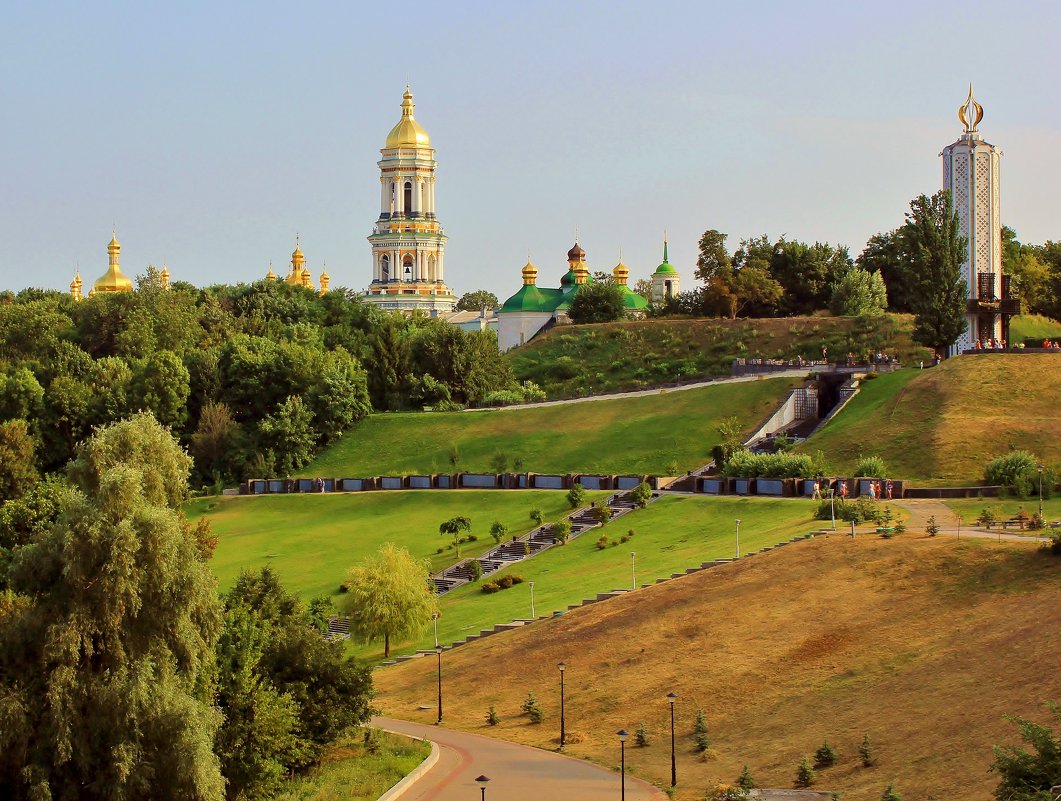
94;230;134;293
266;260;277;281
958;83;984;134
70;268;83;301
160;263;170;290
319;262;330;295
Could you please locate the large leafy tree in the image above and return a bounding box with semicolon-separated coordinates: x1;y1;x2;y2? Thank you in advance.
695;229;733;283
903;191;969;354
771;240;853;316
0;419;38;502
857;229;917;313
569;281;626;324
455;289;500;311
829;266;888;316
257;395;316;475
0;413;225;801
341;543;438;657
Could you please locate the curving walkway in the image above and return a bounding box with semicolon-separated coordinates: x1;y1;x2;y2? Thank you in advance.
375;717;665;801
894;499;1050;542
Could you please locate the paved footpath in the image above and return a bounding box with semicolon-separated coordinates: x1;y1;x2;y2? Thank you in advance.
376;717;665;801
894;499;1050;542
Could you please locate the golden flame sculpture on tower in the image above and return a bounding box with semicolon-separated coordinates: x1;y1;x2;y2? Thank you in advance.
958;83;984;134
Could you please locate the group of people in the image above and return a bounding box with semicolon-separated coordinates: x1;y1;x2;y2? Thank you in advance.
811;478;893;501
973;338;1010;350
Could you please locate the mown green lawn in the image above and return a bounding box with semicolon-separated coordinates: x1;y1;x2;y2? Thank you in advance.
940;496;1061;525
271;730;429;801
190;490;604;600
366;494;821;661
301;377;797;478
1010;313;1061;342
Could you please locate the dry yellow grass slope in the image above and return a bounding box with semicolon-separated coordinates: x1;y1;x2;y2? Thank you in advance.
374;535;1061;801
802;353;1061;481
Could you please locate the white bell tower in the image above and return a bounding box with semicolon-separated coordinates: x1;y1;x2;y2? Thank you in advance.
364;88;457;313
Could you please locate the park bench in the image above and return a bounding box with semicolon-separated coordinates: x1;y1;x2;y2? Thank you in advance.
1001;515;1030;530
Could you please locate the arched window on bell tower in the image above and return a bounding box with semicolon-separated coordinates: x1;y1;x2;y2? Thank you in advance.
380;254;390;282
403;182;413;216
403;255;414;281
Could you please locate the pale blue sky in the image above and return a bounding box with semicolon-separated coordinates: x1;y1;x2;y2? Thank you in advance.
2;0;1059;298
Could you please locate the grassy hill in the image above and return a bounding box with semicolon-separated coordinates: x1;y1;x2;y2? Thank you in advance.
509;314;930;399
799;355;1061;482
193;492;821;661
1010;312;1061;341
189;490;598;599
373;534;1061;801
302;377;796;477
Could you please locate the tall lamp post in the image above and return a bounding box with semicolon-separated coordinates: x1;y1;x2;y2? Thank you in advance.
475;775;490;801
431;611;440;648
1038;463;1045;519
435;645;443;725
630;551;637;590
828;488;836;531
617;729;629;801
529;580;535;619
735;519;741;558
558;661;566;750
667;692;677;787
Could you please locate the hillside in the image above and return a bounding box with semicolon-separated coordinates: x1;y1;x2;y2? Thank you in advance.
373;535;1061;801
1010;312;1061;342
302;376;796;477
799;355;1061;482
509;314;930;398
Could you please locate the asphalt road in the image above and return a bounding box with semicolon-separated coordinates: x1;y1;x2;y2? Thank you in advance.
375;717;666;801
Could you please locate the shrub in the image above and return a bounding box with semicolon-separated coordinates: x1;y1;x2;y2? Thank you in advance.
880;784;902;801
737;764;756;790
468;560;483;581
926;515;940;536
856;455;887;478
491;451;508;473
596;535;609;550
635;722;649;747
552;519;572;544
816;497;884;524
521;380;546;403
631;482;652;508
592;504;612;524
859;733;875;767
694;708;708;735
520;692;539;715
1049;531;1061;556
486;705;500;726
814;741;837;769
695;731;710;753
480;581;500;594
566;483;586;509
490;520;508;543
709;786;750;801
530;508;544;526
723;449;815;478
794;756;816;788
985;451;1041;496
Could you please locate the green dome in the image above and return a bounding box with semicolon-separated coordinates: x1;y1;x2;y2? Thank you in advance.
499;285;564;313
621;287;649;310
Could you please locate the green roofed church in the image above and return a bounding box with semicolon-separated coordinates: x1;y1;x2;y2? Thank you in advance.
497;241;666;350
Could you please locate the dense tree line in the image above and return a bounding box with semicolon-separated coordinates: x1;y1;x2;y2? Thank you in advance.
0;415;374;801
0;271;515;492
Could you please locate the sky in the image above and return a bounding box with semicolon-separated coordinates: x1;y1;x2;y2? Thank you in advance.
2;0;1060;299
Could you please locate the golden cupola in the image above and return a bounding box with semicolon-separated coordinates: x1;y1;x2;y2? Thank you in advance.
319;264;330;295
287;240;306;286
521;259;538;286
93;233;134;294
266;261;277;281
385;87;432;149
160;264;170;290
69;270;83;301
613;259;630;286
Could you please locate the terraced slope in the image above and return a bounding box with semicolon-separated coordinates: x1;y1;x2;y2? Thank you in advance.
799;355;1061;482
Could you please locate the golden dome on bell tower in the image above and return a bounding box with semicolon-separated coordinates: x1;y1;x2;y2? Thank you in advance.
319;264;330;295
521;260;538;286
93;231;134;293
385;86;432;149
266;261;277;281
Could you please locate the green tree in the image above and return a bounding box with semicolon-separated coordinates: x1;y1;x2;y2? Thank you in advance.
737;764;756;790
530;508;544;526
131;350;192;429
190;401;246;484
0;368;45;423
814;740;838;768
795;756;817;788
859;732;876;767
881;784;902;801
903;191;969;354
340;543;439;658
569;282;626;324
0;419;38;502
0;476;68;555
552;519;572;544
857;230;916;313
771;240;853;316
0;413;225;801
829;266;888;316
991;702;1060;801
439;515;472;558
631;482;652;509
456;290;500;311
696;229;733;283
258;395;317;475
566;482;586;509
307;350;372;442
489;520;508;543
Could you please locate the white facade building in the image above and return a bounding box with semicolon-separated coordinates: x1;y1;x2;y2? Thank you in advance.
941;86;1015;352
363;88;457;313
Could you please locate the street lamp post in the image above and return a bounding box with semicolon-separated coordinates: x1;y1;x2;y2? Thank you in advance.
617;729;628;801
630;551;637;590
828;488;836;531
431;611;439;648
529;581;535;619
667;692;677;787
558;661;566;750
435;645;443;725
475;774;490;801
1038;463;1045;520
735;519;741;558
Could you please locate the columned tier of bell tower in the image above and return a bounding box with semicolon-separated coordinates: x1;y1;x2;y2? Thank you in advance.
363;88;456;313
